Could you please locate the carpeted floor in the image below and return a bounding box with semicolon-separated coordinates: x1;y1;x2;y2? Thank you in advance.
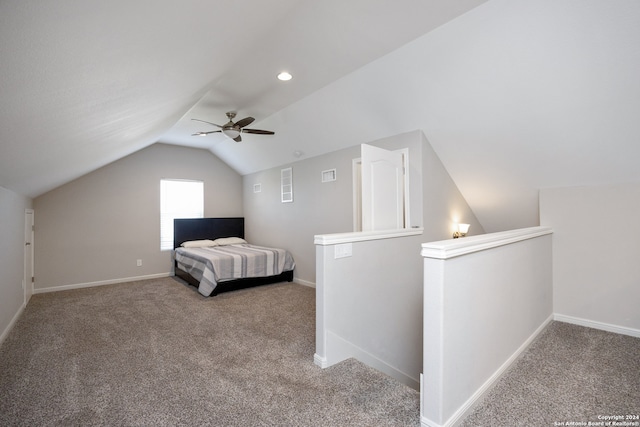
3;278;639;427
460;321;640;427
0;278;420;426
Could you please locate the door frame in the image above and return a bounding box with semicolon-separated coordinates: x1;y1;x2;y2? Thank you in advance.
352;158;363;232
24;209;34;306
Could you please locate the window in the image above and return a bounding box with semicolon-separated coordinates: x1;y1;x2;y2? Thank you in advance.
160;179;203;250
281;167;293;203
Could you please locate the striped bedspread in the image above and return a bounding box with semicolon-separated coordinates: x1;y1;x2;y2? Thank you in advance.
175;244;295;296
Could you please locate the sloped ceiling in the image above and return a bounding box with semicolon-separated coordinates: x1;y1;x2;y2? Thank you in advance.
2;0;640;233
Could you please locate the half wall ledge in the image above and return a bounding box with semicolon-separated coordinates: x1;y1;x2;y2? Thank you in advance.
314;227;424;245
421;226;553;259
420;225;554;427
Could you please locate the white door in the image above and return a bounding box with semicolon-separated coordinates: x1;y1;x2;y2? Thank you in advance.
352;158;363;232
360;144;405;231
24;209;34;305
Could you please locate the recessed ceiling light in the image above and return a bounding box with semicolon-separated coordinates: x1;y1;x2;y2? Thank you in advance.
277;71;293;81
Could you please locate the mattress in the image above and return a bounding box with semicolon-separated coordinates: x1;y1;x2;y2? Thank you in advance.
175;243;295;296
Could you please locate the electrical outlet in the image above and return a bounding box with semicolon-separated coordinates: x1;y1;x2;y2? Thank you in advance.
136;259;142;267
334;243;352;259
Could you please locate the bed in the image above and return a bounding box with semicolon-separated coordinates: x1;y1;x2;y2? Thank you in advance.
173;217;295;296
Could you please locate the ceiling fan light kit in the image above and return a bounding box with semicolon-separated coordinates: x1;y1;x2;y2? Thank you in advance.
222;129;241;139
191;111;274;142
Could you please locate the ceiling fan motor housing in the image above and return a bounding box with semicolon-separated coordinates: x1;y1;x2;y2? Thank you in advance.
191;111;274;142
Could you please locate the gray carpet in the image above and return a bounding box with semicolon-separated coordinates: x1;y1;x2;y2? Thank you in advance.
3;279;639;427
460;321;640;427
0;278;420;426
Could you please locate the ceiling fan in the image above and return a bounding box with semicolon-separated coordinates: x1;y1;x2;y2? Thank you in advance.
191;111;274;142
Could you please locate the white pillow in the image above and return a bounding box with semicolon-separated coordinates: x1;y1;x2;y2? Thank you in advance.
213;237;247;246
181;239;216;248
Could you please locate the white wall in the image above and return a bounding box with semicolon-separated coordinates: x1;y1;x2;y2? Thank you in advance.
421;132;482;238
257;0;640;234
315;230;425;389
243;145;359;286
421;227;553;427
243;130;484;286
311;130;483;389
0;186;32;344
540;183;640;335
33;144;242;291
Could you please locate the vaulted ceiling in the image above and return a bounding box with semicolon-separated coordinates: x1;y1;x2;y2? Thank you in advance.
2;0;639;232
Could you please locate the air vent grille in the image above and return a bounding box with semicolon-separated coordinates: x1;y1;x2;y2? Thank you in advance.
321;169;336;183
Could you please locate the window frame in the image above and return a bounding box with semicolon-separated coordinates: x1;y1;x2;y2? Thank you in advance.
160;179;204;250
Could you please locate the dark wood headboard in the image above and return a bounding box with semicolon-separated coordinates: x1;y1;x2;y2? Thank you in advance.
173;217;245;249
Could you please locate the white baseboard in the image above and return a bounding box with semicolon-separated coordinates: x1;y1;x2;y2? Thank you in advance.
314;353;328;368
294;278;315;288
0;302;26;348
554;314;640;338
34;273;310;294
33;273;172;294
325;330;420;390
421;314;554;427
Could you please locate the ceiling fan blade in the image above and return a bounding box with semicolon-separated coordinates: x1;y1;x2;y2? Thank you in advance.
242;128;275;135
191;130;221;136
233;135;242;142
191;118;223;128
234;117;255;128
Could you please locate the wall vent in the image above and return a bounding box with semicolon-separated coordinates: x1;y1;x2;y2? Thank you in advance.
321;169;337;183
